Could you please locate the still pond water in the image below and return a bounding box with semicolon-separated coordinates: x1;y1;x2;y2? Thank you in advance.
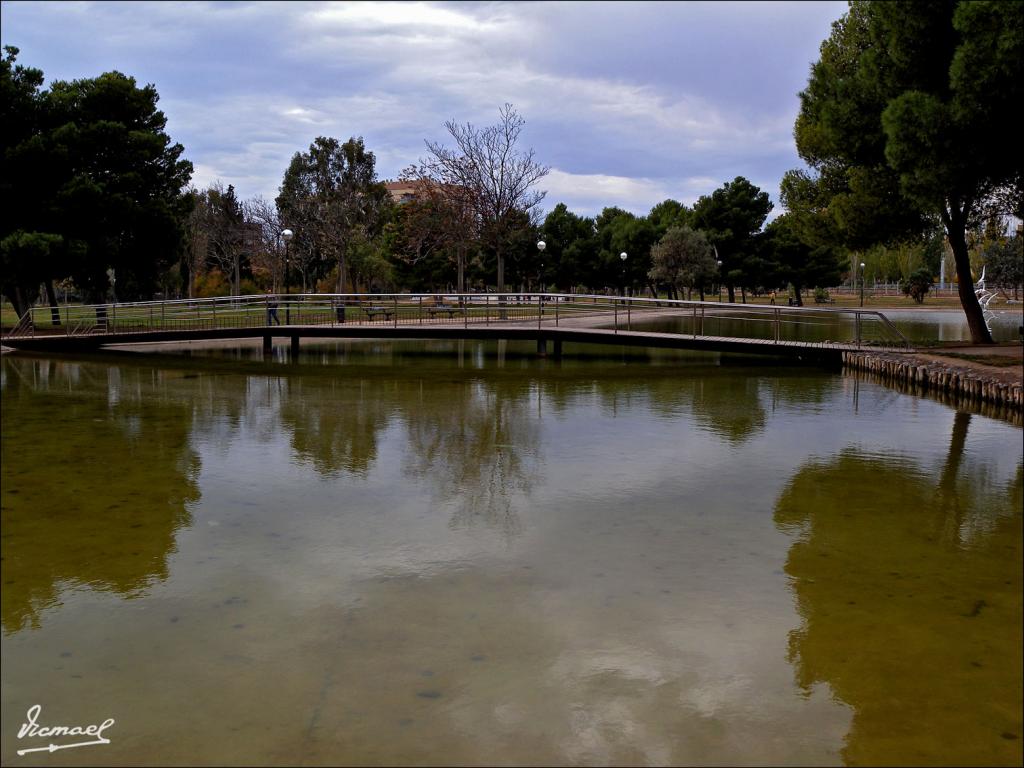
1;338;1021;766
625;307;1023;345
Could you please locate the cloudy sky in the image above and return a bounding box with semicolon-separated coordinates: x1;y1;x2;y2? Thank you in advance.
1;0;848;218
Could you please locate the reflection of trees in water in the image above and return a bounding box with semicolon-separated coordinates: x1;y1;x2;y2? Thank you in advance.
400;379;541;539
277;377;391;477
590;366;768;444
1;357;200;634
774;414;1023;765
682;375;766;444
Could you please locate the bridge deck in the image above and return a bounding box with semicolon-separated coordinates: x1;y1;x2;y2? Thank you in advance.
1;320;874;362
2;294;912;362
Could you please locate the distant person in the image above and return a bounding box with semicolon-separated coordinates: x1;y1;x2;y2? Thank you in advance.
266;290;280;325
770;290;777;305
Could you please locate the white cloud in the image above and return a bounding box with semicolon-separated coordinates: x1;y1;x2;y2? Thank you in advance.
1;0;845;214
307;2;491;31
543;169;673;215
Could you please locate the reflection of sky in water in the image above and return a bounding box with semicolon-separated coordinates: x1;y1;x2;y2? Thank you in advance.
886;308;1024;342
1;348;1020;766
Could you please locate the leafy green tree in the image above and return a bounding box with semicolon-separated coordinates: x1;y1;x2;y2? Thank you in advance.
648;226;717;300
761;215;843;306
593;208;658;295
648;199;691;239
2;47;193;313
539;203;598;292
787;0;1023;343
45;71;193;303
983;235;1023;300
276;136;390;293
691;177;773;302
0;46;53;316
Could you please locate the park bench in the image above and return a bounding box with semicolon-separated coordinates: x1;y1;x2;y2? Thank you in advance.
362;305;394;321
426;304;465;319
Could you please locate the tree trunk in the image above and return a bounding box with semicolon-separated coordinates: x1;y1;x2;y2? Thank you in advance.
497;248;507;319
45;280;61;326
944;210;993;344
5;287;30;319
457;245;465;295
727;284;736;303
337;252;347;294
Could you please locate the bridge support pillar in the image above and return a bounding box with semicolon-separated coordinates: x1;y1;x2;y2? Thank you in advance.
263;335;272;356
537;338;548;357
290;335;300;359
552;340;562;359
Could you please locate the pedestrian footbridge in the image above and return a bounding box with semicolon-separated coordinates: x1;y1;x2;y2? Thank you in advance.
2;293;913;363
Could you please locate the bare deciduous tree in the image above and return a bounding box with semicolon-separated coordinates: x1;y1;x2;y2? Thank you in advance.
422;104;549;293
205;181;248;295
243;195;283;290
183;187;210;298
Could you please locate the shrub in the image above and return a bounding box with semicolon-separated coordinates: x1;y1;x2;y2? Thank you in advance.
194;268;229;297
902;267;932;304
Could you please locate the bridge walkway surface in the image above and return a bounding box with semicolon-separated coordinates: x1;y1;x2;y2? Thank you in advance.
1;293;913;364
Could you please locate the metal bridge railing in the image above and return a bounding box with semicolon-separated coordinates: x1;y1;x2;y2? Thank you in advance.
4;293;913;351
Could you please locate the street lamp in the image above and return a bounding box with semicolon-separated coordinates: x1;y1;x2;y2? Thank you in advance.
859;261;866;307
537;240;546;293
716;260;723;302
281;228;293;323
620;251;628;296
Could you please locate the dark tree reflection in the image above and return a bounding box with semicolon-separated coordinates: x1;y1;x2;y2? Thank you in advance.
400;379;541;539
774;413;1023;765
1;358;200;634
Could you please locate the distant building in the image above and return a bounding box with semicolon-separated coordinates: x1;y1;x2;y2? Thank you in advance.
384;179;470;205
384;180;424;204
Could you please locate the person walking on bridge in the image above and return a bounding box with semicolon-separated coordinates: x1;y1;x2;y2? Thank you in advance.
266;290;280;325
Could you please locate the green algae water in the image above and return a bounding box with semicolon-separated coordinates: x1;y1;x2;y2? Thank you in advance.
1;340;1021;766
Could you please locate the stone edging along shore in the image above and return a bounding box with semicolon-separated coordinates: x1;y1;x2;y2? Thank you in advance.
842;349;1023;413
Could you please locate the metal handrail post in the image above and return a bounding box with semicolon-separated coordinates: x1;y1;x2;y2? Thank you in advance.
614;299;618;333
538;294;542;329
774;307;780;343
